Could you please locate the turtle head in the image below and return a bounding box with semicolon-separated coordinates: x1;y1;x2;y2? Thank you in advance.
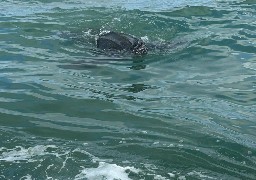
131;40;148;55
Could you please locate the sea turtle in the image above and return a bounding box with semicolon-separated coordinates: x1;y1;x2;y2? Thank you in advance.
96;31;148;55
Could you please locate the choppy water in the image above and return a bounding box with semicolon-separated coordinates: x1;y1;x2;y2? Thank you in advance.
1;0;256;179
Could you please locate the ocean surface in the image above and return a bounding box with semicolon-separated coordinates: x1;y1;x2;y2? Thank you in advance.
1;0;256;179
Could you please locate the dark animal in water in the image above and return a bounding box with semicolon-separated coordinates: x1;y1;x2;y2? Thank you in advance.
96;31;148;55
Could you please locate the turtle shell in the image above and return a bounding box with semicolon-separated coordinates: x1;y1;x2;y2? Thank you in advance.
96;32;147;55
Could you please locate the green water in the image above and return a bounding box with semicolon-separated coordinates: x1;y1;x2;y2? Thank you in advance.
1;0;256;179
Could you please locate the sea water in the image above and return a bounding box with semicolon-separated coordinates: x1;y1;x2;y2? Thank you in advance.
0;0;256;179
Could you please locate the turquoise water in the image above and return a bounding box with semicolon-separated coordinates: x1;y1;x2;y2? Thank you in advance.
1;0;256;179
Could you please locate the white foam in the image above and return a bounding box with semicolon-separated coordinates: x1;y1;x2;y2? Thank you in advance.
20;174;33;180
75;162;140;180
243;62;256;71
154;174;169;180
141;36;149;42
187;171;216;179
99;30;111;36
0;145;57;162
178;176;186;180
168;172;175;178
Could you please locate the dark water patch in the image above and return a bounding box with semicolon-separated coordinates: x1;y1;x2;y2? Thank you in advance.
239;29;256;39
199;37;256;56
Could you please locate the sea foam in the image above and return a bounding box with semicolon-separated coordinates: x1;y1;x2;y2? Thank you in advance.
75;162;140;180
